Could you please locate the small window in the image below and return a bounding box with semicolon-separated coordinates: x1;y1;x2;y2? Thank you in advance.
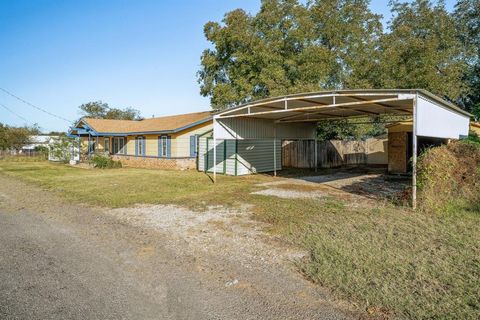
161;136;167;156
158;135;171;157
136;136;146;156
104;138;110;153
113;137;125;154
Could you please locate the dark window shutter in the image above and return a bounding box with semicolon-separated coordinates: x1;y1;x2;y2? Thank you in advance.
190;135;196;157
166;136;171;158
135;137;138;156
158;136;162;157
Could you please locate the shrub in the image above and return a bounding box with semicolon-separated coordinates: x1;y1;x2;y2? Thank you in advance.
417;140;480;212
90;154;122;169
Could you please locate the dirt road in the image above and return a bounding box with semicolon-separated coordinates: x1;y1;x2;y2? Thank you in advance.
0;174;359;319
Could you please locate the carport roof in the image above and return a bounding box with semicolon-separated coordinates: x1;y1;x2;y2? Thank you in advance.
215;89;471;123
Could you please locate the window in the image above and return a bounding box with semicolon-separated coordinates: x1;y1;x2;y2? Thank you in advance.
136;136;146;156
88;140;95;153
158;135;171;157
113;137;125;154
104;138;110;153
190;135;198;157
161;136;167;156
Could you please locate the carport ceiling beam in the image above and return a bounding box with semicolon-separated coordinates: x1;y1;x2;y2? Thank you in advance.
277;113;409;123
217;98;410;119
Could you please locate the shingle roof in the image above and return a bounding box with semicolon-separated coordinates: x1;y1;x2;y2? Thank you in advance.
81;111;213;134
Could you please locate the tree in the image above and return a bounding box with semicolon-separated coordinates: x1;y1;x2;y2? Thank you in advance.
379;0;467;102
454;0;480;119
198;0;383;110
79;101;142;120
0;123;40;150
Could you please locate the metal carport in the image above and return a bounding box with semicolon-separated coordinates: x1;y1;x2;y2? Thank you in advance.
209;89;472;208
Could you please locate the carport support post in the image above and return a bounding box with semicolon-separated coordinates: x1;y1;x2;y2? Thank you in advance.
314;138;318;172
273;125;277;176
412;96;418;210
213;117;217;183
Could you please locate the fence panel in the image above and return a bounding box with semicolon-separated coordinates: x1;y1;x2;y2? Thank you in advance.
282;139;386;169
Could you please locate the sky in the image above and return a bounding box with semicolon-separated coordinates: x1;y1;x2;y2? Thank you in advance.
0;0;457;132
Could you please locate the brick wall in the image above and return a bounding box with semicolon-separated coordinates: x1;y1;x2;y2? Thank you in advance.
111;155;196;170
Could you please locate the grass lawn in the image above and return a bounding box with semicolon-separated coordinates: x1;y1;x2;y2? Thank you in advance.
1;159;478;319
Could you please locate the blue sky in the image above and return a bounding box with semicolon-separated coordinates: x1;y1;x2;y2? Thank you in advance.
0;0;456;132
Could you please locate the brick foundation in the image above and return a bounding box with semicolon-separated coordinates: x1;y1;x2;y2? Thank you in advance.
111;155;196;170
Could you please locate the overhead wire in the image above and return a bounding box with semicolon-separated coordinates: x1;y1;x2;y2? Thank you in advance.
0;87;72;123
0;102;30;123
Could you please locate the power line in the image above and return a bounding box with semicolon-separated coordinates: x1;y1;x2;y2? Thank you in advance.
0;87;72;123
0;102;29;123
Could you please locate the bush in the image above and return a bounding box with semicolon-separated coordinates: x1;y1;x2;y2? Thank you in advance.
90;154;122;169
417;140;480;212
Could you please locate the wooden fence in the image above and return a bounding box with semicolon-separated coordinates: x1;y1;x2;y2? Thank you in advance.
282;138;388;169
0;150;45;158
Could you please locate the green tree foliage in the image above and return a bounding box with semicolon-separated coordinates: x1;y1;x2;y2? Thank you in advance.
198;0;383;110
454;0;480;119
199;0;475;139
380;0;467;102
79;101;142;120
49;135;76;162
0;123;40;150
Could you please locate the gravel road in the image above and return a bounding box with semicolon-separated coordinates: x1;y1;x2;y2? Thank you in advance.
0;174;360;320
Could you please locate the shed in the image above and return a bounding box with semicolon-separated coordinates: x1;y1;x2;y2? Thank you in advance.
199;89;472;208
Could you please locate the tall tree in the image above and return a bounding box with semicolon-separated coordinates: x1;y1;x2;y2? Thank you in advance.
78;101;142;120
454;0;480;118
198;0;383;110
380;0;467;102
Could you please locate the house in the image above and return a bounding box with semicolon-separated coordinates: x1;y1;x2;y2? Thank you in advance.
69;111;213;169
22;135;59;152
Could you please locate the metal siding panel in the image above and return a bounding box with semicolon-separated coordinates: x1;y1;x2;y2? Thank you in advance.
236;139;282;174
216;118;316;139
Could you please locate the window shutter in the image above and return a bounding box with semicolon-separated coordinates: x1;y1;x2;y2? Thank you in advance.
135;137;138;156
158;136;162;157
190;135;196;157
142;138;146;156
166;136;171;158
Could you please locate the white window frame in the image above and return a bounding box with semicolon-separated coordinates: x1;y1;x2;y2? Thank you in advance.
161;136;167;157
104;138;110;153
136;136;146;156
113;137;126;154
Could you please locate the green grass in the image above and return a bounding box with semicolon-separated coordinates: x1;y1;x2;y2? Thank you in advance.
0;159;269;208
1;159;478;318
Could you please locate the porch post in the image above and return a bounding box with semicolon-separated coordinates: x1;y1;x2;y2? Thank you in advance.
213;117;217;183
314;137;318;172
88;133;91;160
412;95;418;210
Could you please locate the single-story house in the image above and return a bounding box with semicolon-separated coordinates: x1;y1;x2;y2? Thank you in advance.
22;135;59;152
69;111;213;169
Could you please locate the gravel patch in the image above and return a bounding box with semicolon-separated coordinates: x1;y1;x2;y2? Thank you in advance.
252;188;325;199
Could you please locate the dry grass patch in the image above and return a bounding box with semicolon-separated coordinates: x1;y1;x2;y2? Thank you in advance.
250;195;480;319
2;159;478;318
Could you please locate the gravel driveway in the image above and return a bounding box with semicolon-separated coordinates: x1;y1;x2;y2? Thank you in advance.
0;174;360;320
